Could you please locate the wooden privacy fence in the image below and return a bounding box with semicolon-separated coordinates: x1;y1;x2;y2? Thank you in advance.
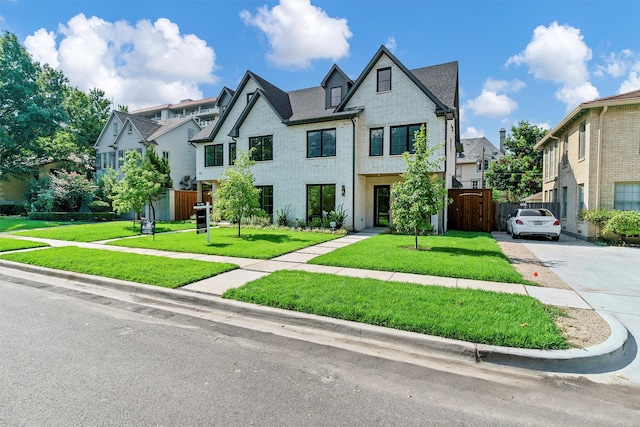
495;202;560;232
447;189;494;233
174;190;197;221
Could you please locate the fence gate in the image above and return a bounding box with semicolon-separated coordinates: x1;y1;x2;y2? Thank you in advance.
447;189;494;232
174;190;197;221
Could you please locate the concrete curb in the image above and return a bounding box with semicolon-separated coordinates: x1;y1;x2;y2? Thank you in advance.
0;259;633;374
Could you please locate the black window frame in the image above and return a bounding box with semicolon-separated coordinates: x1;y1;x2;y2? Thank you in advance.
369;127;384;156
307;128;336;158
229;142;237;165
330;86;342;107
306;184;336;222
377;67;391;92
256;185;274;216
205;144;224;167
390;124;422;155
249;135;273;161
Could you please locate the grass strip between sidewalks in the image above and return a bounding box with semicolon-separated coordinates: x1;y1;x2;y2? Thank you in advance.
224;270;568;350
107;227;341;259
0;217;64;232
0;246;237;288
12;220;196;242
0;238;49;252
310;231;531;284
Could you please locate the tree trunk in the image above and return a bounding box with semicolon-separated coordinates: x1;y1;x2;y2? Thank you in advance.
149;201;156;222
414;226;418;249
237;220;241;238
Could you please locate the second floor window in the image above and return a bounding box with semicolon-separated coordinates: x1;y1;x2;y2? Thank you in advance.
250;135;273;161
390;124;421;155
307;129;336;158
229;142;237;165
369;128;383;156
205;144;223;167
579;122;586;158
377;67;391;92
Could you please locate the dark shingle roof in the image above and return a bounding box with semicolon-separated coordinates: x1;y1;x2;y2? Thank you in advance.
251;72;293;120
128;115;162;140
411;61;458;110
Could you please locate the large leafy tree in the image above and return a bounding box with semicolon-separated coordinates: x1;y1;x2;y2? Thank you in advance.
214;149;260;237
0;31;67;179
112;149;172;221
485;121;547;201
391;125;450;249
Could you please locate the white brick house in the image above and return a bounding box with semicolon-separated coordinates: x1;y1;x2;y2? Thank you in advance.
94;111;202;220
192;46;459;231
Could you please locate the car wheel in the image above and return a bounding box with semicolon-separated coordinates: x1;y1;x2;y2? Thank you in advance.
552;235;560;241
512;231;519;239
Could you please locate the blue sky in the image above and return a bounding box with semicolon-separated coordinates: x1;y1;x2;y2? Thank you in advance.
1;0;639;146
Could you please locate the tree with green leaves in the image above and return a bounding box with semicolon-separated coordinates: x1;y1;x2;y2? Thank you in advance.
485;121;547;201
112;149;172;222
214;149;260;237
0;31;67;179
391;125;450;249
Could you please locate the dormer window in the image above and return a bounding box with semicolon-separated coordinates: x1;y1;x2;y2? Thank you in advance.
330;87;342;107
377;67;391;92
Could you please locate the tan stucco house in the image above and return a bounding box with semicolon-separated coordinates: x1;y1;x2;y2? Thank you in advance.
535;89;640;240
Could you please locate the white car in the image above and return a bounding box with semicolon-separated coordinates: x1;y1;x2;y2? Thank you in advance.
506;208;561;241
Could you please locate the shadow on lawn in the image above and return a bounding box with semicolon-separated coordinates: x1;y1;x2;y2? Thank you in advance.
424;246;509;260
222;233;298;243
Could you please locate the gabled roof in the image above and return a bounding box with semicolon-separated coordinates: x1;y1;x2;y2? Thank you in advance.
535;88;640;149
410;61;458;111
215;87;235;107
335;45;455;116
93;110;129;148
321;64;353;88
458;137;502;163
148;117;198;140
127;115;162;140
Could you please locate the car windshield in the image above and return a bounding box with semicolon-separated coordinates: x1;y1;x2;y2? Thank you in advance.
520;209;552;217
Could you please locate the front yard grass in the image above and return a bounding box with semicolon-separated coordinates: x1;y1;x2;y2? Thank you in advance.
0;216;64;232
107;227;341;259
11;220;195;242
309;231;530;284
223;270;568;350
0;238;49;252
0;246;236;288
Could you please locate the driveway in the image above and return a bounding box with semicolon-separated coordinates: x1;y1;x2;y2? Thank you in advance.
502;233;640;386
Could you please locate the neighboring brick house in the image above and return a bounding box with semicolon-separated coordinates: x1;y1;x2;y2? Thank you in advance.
535;89;640;240
94;111;202;220
191;46;459;231
456;133;504;189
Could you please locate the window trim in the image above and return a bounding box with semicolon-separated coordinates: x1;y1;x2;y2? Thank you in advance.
307;128;337;158
229;142;237;166
369;127;384;156
377;67;391;92
330;86;342;107
306;184;336;222
578;122;586;159
204;144;224;167
256;185;274;216
249;135;273;162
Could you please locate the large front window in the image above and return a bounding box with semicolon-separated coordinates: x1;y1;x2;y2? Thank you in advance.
369;128;383;156
307;184;335;221
250;135;273;161
390;124;421;155
205;144;223;167
307;129;336;158
257;186;273;216
614;183;640;211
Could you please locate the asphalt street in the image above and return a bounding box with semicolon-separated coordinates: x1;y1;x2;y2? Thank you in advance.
2;276;639;426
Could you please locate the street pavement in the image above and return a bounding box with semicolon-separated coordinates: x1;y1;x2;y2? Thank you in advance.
1;228;638;385
515;233;640;387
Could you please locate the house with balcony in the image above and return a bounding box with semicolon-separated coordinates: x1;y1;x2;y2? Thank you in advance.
94;111;202;220
131;96;222;127
191;46;459;231
456;133;504;189
535;89;640;240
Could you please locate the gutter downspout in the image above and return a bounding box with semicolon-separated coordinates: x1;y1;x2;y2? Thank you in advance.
350;115;356;231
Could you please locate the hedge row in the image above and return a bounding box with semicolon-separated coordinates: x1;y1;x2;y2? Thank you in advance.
28;212;115;221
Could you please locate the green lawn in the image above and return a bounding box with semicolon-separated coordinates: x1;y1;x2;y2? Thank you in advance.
0;237;49;252
0;246;236;288
0;216;65;232
223;270;568;350
309;231;530;284
12;220;195;242
107;227;341;259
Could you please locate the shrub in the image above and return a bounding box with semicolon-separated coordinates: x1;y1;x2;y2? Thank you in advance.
603;210;640;245
276;204;292;227
327;204;347;229
242;211;273;228
88;200;112;213
579;208;616;230
28;212;114;221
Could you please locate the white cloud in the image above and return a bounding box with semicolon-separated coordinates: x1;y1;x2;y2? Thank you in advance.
461;126;485;139
465;78;523;118
23;13;217;110
24;28;59;68
385;36;397;52
595;50;640;94
507;22;597;110
240;0;352;69
620;70;640;93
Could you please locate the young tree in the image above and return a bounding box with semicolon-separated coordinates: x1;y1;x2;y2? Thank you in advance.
112;149;172;222
391;125;450;249
214;149;260;237
484;121;547;201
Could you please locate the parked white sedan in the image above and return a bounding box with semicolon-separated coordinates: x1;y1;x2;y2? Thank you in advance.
506;208;561;241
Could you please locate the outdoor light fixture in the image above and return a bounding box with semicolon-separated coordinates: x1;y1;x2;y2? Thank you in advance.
341;185;346;196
